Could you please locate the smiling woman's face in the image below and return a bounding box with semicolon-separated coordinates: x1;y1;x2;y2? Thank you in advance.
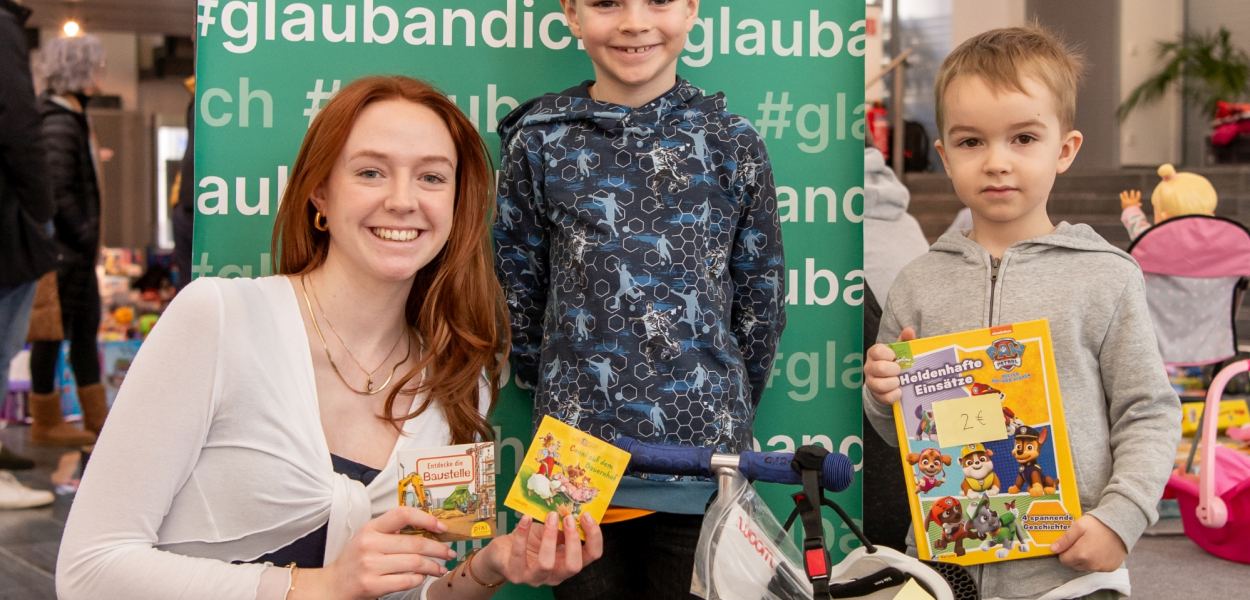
311;98;458;285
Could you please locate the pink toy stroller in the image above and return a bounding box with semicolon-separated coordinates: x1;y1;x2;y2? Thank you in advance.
1127;214;1250;368
1133;215;1250;563
1164;359;1250;564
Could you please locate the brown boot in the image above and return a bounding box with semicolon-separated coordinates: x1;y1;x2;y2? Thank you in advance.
77;383;110;436
28;391;96;447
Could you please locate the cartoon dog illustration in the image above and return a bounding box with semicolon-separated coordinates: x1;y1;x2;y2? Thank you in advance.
914;405;937;441
959;443;1000;497
1002;406;1026;437
984;499;1030;558
1008;425;1059;496
969;381;1025;438
926;496;970;557
907;447;952;494
966;496;1031;558
968;382;999;398
965;495;1001;541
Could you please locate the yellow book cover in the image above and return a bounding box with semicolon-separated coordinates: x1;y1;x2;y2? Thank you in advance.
504;415;630;539
888;319;1080;566
397;442;497;542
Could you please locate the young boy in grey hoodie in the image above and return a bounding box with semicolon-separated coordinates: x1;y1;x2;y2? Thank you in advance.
863;26;1180;600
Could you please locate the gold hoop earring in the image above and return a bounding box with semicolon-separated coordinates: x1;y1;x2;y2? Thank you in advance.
313;211;329;232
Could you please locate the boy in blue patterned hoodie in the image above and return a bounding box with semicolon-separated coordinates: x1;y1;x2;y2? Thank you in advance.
493;0;784;595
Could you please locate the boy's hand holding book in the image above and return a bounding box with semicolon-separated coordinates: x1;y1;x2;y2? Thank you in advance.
1051;515;1127;573
865;327;917;405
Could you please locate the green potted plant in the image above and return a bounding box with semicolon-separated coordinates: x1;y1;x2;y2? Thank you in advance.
1117;27;1250;121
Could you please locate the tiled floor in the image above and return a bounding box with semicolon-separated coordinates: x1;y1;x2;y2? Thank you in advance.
0;425;76;599
2;425;1248;599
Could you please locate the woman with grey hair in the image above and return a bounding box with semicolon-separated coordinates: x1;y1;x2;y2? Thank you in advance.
27;34;109;447
41;33;105;97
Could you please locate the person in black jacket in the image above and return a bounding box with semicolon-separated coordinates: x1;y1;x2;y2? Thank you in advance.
26;33;108;448
0;0;57;506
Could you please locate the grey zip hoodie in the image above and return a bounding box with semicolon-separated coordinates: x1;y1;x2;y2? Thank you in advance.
864;223;1181;599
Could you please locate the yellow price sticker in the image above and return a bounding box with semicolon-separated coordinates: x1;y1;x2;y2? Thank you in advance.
893;578;936;600
931;394;1008;448
470;521;493;538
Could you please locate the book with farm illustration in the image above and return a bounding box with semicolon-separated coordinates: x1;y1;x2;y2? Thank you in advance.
504;415;630;539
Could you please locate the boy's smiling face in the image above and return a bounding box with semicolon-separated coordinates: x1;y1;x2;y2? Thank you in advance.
561;0;699;107
935;74;1083;242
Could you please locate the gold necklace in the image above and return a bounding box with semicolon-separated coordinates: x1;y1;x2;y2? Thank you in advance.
307;274;405;390
300;274;411;395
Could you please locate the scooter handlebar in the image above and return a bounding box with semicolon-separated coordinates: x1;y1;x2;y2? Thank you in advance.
613;437;853;492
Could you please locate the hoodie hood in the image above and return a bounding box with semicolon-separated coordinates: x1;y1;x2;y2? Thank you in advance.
497;77;721;148
930;221;1135;266
864;147;912;220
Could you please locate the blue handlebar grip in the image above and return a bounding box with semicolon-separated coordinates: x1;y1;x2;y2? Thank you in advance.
738;451;802;485
613;437;714;477
822;452;854;492
739;451;854;492
613;437;854;492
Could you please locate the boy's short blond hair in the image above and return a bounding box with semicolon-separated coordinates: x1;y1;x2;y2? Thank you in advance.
934;25;1085;136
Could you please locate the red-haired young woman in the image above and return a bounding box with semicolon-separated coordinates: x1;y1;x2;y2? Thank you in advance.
58;75;602;600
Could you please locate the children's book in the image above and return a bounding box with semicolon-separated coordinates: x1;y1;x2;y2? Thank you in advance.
505;415;630;539
397;442;497;541
889;319;1080;566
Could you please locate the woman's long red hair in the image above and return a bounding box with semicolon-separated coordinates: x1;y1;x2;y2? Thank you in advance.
271;75;508;443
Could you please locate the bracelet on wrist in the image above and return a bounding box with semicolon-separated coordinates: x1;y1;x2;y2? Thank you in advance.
445;548;505;590
465;548;506;588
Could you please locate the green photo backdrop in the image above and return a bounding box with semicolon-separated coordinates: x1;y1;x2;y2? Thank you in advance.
193;1;864;594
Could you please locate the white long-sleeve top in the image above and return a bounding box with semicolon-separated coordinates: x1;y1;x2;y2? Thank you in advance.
57;276;487;599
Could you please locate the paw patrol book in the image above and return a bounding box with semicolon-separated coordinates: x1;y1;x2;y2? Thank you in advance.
888;319;1081;566
397;442;497;541
504;415;630;539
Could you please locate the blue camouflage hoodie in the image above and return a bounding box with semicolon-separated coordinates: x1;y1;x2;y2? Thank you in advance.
494;79;785;513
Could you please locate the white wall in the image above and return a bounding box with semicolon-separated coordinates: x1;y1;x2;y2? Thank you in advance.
911;0;1242;169
951;0;1026;47
1027;0;1121;170
96;32;138;111
1184;0;1250;165
138;78;192;124
866;4;886;102
1119;0;1183;167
